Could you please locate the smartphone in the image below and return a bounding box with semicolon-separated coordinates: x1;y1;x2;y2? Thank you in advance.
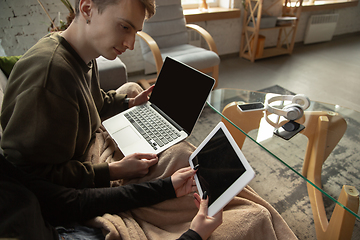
238;102;265;112
274;121;305;140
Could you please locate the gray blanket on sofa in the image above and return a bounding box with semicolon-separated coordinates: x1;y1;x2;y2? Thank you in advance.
83;126;298;240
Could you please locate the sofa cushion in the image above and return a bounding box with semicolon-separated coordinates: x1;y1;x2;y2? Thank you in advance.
0;68;7;153
0;56;21;78
0;67;7;96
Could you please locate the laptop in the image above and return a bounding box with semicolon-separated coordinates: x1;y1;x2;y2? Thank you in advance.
103;57;215;156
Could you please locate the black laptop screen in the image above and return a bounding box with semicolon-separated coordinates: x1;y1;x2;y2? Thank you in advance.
149;57;215;134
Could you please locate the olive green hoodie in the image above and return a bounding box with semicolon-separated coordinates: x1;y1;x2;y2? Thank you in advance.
1;33;127;188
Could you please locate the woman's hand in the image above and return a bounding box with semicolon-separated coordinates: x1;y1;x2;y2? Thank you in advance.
171;167;197;197
108;153;158;180
190;193;223;240
129;85;154;108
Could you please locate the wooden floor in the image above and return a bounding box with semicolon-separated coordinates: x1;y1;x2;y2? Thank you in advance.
129;32;360;112
128;32;360;239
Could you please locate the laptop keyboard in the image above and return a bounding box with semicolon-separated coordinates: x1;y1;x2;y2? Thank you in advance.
124;105;181;150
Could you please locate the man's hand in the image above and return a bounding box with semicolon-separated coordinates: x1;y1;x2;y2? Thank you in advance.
171;167;197;197
129;85;154;108
190;193;223;240
108;153;158;180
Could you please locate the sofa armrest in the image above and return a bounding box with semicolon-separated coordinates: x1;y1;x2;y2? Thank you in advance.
96;56;128;91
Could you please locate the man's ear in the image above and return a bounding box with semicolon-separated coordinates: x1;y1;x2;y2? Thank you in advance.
79;0;93;21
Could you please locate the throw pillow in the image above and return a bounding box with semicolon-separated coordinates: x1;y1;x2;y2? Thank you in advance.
0;56;22;78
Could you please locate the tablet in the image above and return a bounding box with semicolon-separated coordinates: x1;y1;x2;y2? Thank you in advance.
189;122;255;216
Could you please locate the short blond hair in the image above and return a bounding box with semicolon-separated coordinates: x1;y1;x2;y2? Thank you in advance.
75;0;156;19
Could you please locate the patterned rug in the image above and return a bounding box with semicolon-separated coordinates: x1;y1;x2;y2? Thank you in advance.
187;85;360;240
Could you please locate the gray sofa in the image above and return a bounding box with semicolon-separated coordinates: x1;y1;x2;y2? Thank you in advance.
95;56;128;91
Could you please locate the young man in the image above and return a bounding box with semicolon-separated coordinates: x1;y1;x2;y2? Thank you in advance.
0;0;223;239
0;1;299;240
1;0;158;189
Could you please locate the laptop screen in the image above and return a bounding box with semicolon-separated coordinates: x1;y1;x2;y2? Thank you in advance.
149;57;215;134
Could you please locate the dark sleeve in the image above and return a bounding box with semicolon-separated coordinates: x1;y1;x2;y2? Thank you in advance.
177;229;203;240
92;58;127;121
27;175;176;226
0;175;59;240
98;89;127;120
1;157;200;239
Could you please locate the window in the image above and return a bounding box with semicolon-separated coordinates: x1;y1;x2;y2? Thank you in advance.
181;0;219;9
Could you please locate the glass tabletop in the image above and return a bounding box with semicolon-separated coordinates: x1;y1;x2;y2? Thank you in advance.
207;88;360;222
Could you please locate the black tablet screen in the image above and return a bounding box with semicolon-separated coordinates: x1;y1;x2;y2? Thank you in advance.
191;128;246;206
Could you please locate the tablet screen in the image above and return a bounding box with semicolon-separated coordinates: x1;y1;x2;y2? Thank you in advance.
191;128;246;206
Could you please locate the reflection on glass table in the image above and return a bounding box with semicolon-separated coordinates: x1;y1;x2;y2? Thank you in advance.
207;88;359;240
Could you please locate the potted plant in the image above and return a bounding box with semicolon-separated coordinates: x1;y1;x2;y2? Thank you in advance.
37;0;75;31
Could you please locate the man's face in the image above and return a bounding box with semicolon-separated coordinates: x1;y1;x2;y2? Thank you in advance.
88;0;146;60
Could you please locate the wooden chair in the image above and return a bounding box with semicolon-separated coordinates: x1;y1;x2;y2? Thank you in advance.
137;0;220;89
221;102;359;240
240;0;303;62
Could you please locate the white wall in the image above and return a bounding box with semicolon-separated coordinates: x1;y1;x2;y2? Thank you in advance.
1;0;359;73
0;0;75;56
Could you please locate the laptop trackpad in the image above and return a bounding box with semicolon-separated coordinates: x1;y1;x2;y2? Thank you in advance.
113;126;141;148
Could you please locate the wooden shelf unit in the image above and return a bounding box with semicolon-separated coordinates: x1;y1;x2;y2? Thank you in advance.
240;0;303;62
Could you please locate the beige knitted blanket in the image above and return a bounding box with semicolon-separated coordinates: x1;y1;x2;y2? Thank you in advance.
86;126;298;240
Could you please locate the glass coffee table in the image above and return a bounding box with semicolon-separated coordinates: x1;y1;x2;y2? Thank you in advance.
207;88;359;240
